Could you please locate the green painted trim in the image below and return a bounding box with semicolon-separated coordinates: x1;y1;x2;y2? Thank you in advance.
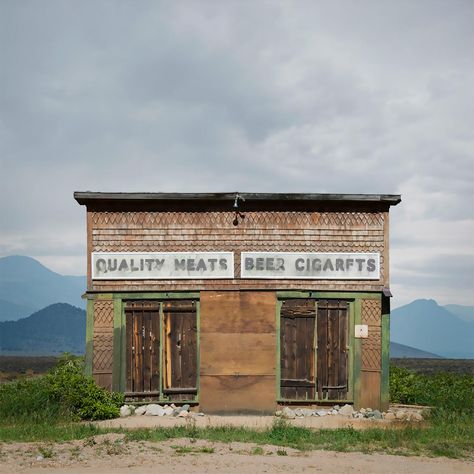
85;299;94;376
381;296;390;411
347;301;355;400
114;292;199;300
275;300;282;401
276;291;311;299
112;298;123;392
277;291;381;301
277;399;354;404
313;300;318;398
88;293;113;300
195;301;201;403
120;302;126;392
353;298;362;410
311;291;381;300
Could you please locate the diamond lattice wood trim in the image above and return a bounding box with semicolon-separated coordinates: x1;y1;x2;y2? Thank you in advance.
361;299;382;371
93;300;114;328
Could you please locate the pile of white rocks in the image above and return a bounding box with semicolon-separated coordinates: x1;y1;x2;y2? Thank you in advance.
120;403;205;418
276;404;424;422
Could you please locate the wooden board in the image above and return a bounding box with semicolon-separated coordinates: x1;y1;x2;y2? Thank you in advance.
199;375;276;414
317;300;348;400
200;291;276;333
163;301;197;391
199;290;277;412
280;299;315;400
358;371;381;409
200;333;275;376
94;373;112;391
125;301;160;394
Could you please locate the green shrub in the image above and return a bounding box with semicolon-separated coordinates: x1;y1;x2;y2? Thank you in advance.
0;354;123;424
390;365;474;416
45;356;124;421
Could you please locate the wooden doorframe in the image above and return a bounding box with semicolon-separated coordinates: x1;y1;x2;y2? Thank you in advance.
110;292;200;403
276;291;357;403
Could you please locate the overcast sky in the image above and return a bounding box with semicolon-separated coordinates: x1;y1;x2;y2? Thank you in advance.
1;1;473;307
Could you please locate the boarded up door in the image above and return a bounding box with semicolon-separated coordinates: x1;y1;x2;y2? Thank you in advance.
317;300;349;400
280;299;316;400
125;301;160;395
280;299;349;401
163;300;198;400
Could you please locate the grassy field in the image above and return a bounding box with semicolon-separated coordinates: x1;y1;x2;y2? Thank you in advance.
0;357;473;459
391;358;474;375
0;355;57;382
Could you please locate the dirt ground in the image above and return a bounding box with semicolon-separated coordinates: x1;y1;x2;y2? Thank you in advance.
95;413;413;430
0;434;472;474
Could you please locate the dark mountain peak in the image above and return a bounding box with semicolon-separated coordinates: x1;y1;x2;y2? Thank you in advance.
0;302;86;355
27;302;84;319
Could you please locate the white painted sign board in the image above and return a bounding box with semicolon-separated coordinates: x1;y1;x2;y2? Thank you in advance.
92;252;234;280
241;252;380;280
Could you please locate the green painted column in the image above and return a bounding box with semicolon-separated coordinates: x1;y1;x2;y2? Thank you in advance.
381;295;391;411
353;298;362;410
85;297;94;377
112;297;123;392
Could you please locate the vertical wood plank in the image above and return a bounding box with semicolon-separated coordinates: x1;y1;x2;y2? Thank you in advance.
125;311;132;392
151;308;160;392
317;301;328;399
143;312;151;391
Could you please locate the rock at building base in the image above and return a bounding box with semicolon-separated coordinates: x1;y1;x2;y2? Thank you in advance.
145;404;165;416
282;407;296;419
338;404;354;416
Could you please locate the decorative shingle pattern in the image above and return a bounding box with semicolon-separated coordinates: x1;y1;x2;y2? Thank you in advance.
361;299;382;371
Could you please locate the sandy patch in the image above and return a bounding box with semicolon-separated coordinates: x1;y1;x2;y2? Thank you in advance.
0;435;472;474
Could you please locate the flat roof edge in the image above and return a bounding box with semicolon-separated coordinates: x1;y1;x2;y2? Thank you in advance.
74;192;401;206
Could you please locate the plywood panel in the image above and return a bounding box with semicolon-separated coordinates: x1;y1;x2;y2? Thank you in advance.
200;291;276;333
200;333;275;376
199;375;276;414
359;371;381;410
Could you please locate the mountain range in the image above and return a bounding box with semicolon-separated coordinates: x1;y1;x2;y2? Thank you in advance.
0;256;86;321
391;299;474;359
0;255;472;358
0;303;85;354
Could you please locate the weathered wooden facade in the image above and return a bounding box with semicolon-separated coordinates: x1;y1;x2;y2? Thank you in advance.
75;192;401;413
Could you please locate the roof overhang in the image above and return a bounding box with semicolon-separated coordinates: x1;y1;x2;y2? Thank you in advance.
74;192;401;206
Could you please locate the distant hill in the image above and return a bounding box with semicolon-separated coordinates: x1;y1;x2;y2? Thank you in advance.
390;341;441;358
0;256;86;321
444;304;474;323
0;298;36;322
0;303;85;354
391;299;474;359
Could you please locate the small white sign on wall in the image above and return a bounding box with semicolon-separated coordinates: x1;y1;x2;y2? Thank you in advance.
355;325;369;338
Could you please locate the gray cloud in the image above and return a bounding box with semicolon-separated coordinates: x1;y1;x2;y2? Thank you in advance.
1;0;473;307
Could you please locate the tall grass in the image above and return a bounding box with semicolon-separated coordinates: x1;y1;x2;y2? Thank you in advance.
390;365;474;420
0;355;123;426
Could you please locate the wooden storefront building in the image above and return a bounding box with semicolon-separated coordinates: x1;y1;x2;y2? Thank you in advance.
74;192;401;413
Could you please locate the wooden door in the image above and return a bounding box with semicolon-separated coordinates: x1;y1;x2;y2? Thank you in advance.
280;299;316;400
125;301;160;395
163;300;197;400
317;300;349;400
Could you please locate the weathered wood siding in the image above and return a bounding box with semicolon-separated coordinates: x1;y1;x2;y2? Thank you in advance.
199;291;277;413
92;299;114;390
87;207;386;292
